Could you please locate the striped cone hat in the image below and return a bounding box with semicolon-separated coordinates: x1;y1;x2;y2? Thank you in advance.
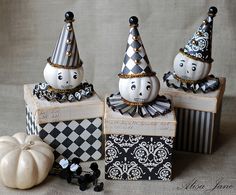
47;11;82;69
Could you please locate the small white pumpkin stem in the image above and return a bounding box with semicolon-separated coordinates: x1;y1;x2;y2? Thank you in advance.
21;141;34;150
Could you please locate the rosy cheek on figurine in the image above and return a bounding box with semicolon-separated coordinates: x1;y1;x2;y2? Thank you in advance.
163;6;220;93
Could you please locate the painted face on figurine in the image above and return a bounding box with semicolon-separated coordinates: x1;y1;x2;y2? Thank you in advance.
119;76;160;103
173;52;211;81
43;63;84;90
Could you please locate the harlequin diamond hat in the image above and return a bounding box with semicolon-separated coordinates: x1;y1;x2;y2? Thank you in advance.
118;16;156;78
180;6;218;63
47;11;82;69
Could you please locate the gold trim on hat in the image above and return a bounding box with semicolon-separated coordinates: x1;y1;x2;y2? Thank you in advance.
179;48;213;63
47;57;82;69
64;19;75;23
133;48;141;52
66;26;73;31
132;36;140;41
196;31;202;36
66;39;72;44
66;51;72;56
118;72;156;78
129;24;139;28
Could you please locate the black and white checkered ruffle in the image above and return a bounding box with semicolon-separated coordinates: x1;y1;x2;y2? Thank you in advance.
33;82;94;102
107;93;171;118
163;71;220;93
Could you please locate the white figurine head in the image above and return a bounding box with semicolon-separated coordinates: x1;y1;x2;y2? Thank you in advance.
44;63;84;90
119;76;160;103
173;52;211;81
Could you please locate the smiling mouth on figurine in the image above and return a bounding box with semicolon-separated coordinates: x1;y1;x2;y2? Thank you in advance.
134;98;146;102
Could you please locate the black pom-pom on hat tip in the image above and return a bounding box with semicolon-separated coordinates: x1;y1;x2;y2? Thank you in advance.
65;11;74;21
208;6;217;17
129;16;139;26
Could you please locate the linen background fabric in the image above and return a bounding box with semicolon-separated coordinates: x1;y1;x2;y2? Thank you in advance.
0;0;235;194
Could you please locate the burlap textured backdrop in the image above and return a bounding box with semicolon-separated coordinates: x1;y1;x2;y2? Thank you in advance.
0;1;235;195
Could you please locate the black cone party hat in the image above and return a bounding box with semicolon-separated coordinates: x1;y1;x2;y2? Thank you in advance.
180;7;218;63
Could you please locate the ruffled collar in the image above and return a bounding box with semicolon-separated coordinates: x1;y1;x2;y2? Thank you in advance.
107;93;171;118
163;71;220;93
33;82;94;102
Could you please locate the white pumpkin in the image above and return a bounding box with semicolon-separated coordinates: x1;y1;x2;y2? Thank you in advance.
0;132;54;189
43;63;84;90
173;52;211;81
119;76;160;103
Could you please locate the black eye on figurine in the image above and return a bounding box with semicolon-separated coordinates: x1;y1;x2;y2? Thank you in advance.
51;158;103;192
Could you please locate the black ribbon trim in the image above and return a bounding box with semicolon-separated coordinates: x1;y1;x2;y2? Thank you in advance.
33;82;94;103
163;71;220;93
107;93;172;118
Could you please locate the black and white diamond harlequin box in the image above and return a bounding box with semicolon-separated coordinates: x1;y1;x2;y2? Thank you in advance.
24;84;103;162
162;78;225;154
104;102;176;181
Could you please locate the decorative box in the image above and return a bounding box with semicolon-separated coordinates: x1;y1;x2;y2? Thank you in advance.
161;77;226;154
24;84;104;162
104;102;176;181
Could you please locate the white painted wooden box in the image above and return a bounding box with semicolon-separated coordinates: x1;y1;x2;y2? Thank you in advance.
24;84;104;162
104;101;176;181
161;77;226;154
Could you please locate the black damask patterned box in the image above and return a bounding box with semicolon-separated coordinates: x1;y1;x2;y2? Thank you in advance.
104;103;176;181
161;77;226;154
24;84;104;162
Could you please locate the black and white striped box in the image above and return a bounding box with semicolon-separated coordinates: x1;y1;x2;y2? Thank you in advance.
162;77;226;154
24;84;104;162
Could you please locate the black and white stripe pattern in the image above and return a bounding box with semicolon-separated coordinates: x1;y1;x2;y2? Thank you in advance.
120;26;153;75
175;107;221;154
107;93;171;117
50;20;81;68
26;105;39;135
163;71;220;93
